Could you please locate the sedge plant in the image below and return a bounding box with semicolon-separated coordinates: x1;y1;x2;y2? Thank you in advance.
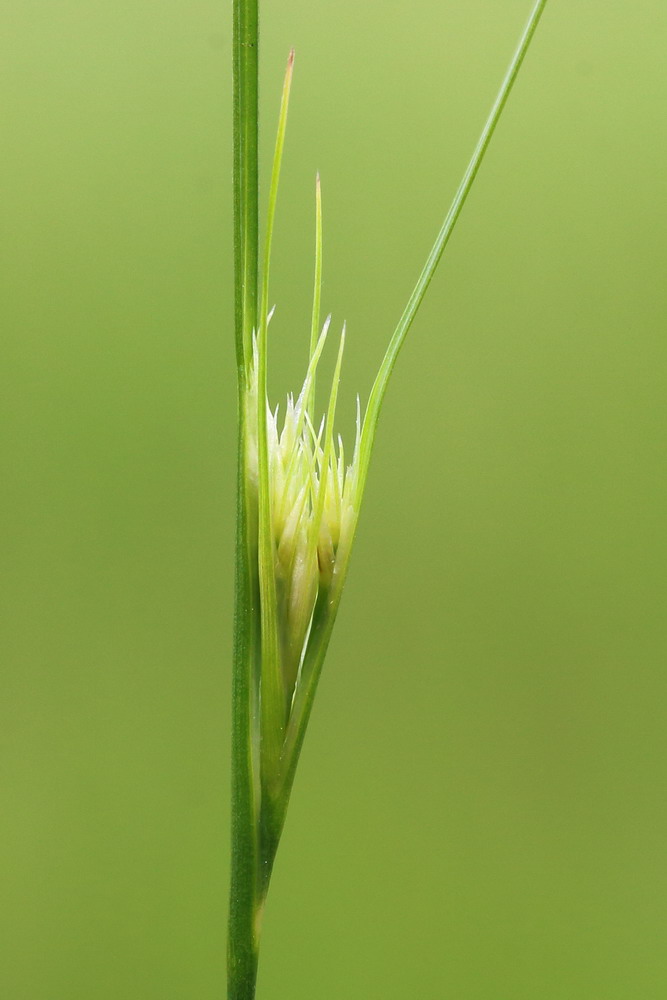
228;1;549;997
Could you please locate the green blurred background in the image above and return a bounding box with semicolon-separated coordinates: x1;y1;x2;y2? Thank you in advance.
2;1;667;997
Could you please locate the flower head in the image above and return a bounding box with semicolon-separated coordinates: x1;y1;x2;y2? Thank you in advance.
246;314;360;704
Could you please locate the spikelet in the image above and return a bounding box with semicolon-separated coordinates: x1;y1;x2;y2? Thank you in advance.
246;313;360;704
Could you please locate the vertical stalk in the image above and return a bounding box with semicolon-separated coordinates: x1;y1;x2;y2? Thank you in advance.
233;0;259;376
229;0;260;999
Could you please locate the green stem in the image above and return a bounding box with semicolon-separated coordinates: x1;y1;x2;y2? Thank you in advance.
233;0;259;378
229;0;260;998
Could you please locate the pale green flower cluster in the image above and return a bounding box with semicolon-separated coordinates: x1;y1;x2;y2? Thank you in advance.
246;317;360;703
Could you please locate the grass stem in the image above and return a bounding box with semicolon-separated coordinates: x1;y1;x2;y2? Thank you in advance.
229;0;261;998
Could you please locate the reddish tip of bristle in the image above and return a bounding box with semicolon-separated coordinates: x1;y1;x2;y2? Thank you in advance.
288;48;295;66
